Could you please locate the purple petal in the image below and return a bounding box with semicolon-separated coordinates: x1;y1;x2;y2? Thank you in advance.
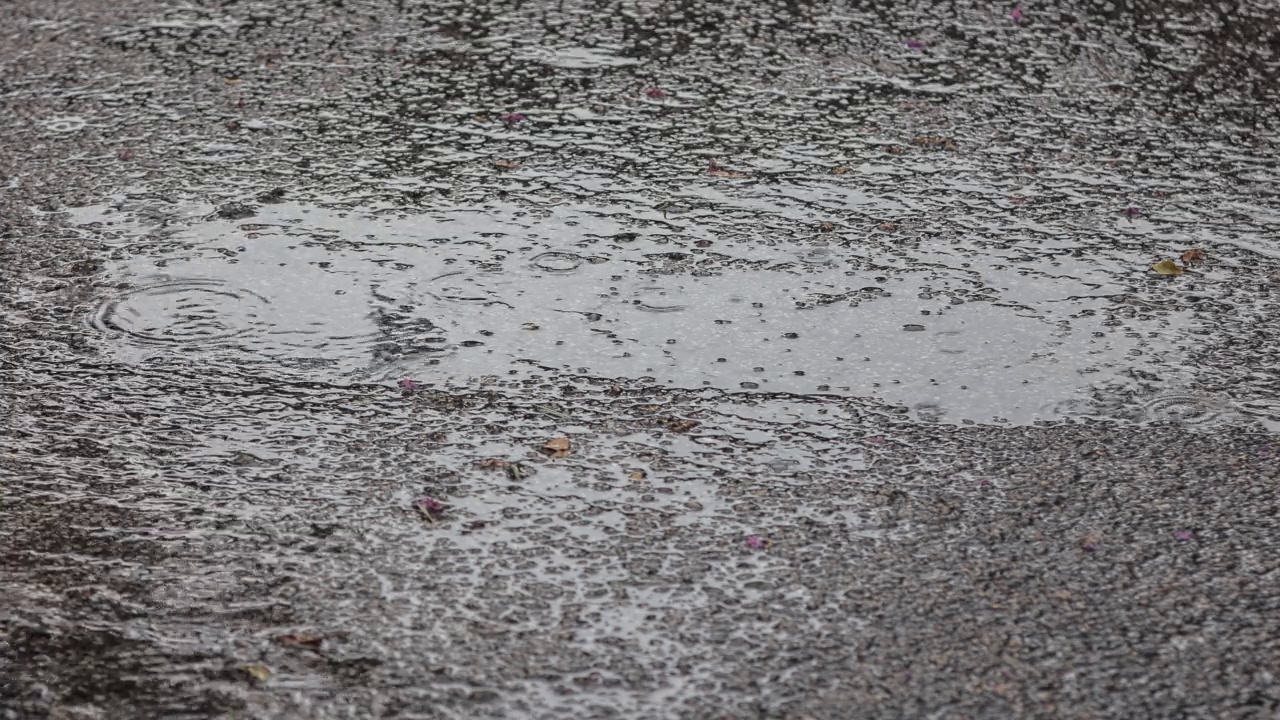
1010;5;1023;22
1173;530;1194;541
905;40;925;50
744;535;766;550
645;87;668;99
398;378;424;393
499;112;527;127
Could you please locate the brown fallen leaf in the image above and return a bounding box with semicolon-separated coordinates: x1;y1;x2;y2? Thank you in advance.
831;166;849;175
605;385;623;396
706;159;749;178
665;418;700;433
1152;259;1184;276
276;633;324;650
492;159;520;170
477;458;510;469
629;470;647;481
876;222;897;231
817;221;836;233
913;136;957;151
886;145;906;154
1180;249;1207;266
542;437;571;458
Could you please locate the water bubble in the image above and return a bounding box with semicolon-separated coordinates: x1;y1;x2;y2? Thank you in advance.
531;252;584;273
43;115;87;134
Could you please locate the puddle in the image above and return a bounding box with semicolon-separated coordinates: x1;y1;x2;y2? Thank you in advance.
70;189;1241;425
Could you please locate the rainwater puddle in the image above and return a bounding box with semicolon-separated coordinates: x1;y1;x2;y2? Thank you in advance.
71;189;1237;425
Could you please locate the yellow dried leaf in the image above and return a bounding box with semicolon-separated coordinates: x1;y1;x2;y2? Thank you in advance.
629;470;647;481
241;664;271;682
1152;259;1184;276
831;166;849;175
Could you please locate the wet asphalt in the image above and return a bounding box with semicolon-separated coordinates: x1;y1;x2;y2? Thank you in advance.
3;0;1280;718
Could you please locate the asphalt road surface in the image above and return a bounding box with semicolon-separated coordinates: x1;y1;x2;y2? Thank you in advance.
3;0;1279;718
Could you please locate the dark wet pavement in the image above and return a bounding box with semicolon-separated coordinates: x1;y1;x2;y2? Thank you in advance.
3;1;1279;717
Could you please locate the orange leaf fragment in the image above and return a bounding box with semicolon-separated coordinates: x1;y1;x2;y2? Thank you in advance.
542;437;571;458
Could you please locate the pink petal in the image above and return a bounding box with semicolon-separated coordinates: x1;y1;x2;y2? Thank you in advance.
416;497;445;513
